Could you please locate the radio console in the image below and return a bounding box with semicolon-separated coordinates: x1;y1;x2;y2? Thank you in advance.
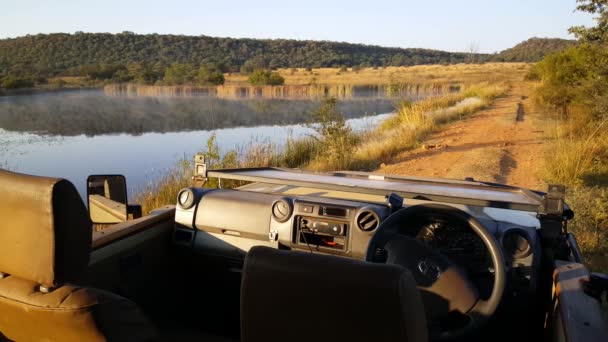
292;201;352;252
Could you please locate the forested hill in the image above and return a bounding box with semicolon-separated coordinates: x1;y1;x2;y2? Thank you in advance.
0;33;572;88
496;37;576;62
0;32;477;76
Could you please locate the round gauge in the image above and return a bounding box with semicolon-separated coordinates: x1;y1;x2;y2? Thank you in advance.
271;198;293;223
416;220;489;269
502;230;531;259
177;188;195;209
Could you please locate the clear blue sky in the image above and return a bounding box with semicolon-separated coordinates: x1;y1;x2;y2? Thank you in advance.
0;0;595;53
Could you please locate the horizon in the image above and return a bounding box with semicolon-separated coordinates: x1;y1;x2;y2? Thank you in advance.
1;0;595;53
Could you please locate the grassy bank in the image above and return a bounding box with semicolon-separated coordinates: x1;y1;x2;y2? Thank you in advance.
535;109;608;265
346;82;509;170
134;81;508;215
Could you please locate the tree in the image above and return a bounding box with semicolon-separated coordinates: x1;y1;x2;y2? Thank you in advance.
240;56;268;74
267;72;285;85
466;41;480;64
197;63;225;85
532;47;592;118
307;97;357;169
569;0;608;43
163;63;196;85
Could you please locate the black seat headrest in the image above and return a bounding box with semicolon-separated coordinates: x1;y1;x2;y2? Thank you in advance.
241;246;428;342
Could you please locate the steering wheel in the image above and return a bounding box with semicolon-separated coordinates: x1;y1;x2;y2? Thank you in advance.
365;204;506;340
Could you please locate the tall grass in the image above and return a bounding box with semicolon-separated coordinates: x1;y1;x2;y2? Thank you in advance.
134;159;193;215
536;106;608;268
349;82;509;169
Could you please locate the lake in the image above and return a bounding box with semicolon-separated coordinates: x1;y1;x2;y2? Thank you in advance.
0;88;412;198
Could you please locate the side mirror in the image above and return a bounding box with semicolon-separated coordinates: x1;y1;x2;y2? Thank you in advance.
87;175;128;224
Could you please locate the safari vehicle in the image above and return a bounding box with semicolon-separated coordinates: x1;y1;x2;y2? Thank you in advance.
0;154;607;342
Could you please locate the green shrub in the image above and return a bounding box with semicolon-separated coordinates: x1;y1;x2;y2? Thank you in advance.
1;76;34;89
248;70;285;86
163;63;196;85
307;97;358;170
197;63;225;85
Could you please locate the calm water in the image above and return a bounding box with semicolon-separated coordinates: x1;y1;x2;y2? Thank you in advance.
0;89;404;197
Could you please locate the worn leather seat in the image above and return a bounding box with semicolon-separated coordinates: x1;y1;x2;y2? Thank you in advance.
0;169;157;342
241;246;428;342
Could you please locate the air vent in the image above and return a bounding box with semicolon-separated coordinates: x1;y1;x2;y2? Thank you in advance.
502;229;531;259
356;210;380;232
271;198;293;223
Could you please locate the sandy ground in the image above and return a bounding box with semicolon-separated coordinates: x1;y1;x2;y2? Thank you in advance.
379;83;547;191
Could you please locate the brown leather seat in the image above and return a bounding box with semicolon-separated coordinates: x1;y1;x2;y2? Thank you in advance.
241;246;428;342
0;169;157;342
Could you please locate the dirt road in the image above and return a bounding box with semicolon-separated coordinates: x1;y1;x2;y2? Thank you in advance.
380;83;547;190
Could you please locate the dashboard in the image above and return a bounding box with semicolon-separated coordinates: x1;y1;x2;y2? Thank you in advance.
173;186;540;297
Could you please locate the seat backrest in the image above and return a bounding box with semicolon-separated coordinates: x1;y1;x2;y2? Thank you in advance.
0;169;157;342
241;246;428;342
0;169;91;288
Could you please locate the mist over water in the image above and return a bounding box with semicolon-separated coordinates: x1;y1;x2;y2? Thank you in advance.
0;89;401;196
0;89;398;136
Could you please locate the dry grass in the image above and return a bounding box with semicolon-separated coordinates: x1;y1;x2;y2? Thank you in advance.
533;98;608;267
567;187;608;256
224;63;530;86
542;120;608;186
344;82;510;170
134;159;193;215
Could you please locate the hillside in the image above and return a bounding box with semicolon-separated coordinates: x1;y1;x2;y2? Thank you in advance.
0;32;476;77
0;33;568;89
497;37;576;62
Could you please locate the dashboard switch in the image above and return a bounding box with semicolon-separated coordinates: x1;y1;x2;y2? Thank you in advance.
299;205;314;213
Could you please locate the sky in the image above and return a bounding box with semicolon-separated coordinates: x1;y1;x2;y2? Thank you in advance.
0;0;596;53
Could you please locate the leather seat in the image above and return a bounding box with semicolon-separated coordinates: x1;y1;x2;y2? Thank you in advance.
0;169;157;342
240;246;428;342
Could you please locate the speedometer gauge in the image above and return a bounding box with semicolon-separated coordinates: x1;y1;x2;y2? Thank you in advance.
416;220;489;270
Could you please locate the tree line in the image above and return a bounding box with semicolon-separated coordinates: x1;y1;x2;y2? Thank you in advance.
0;32;572;89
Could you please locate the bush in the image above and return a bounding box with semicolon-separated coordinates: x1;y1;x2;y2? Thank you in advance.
567;186;608;256
1;76;34;89
197;64;225;85
307;97;358;170
248;70;285;86
163;63;196;85
532;44;608;120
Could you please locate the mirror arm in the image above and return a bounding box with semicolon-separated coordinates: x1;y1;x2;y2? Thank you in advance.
128;204;142;220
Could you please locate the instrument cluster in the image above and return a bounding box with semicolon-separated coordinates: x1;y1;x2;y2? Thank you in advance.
416;220;491;272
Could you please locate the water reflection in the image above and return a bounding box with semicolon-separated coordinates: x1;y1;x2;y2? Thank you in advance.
0;86;417;197
1;114;391;198
0;89;399;136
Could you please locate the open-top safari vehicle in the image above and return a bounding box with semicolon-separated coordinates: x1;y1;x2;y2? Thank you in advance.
0;154;607;342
